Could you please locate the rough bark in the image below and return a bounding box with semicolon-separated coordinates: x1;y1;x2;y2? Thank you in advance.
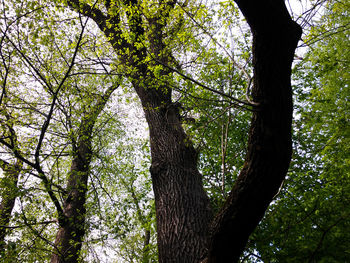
50;87;116;263
136;83;213;262
123;4;213;259
206;1;302;262
0;159;22;251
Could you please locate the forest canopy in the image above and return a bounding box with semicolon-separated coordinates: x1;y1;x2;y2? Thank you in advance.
0;0;349;262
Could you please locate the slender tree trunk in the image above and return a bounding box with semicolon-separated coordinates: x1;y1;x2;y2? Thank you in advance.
50;148;91;263
50;87;116;263
206;1;302;262
0;160;22;252
0;107;23;254
142;229;151;262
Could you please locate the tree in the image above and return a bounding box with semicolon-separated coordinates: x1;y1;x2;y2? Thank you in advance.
59;0;302;262
247;1;350;261
0;3;123;261
206;1;301;261
3;0;346;261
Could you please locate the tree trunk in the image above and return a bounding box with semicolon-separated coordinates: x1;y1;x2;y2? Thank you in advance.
206;1;302;262
51;87;116;263
50;149;90;263
0;108;23;253
134;83;213;262
84;0;214;259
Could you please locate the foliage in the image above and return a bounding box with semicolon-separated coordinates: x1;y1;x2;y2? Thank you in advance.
1;0;348;262
0;1;155;261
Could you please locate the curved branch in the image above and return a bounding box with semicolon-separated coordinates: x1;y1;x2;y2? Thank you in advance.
156;57;257;108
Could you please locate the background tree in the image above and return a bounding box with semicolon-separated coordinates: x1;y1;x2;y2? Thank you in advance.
0;106;23;254
0;2;126;261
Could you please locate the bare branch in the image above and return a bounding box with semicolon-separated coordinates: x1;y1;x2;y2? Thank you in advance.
34;12;88;166
0;220;57;230
156;57;257;108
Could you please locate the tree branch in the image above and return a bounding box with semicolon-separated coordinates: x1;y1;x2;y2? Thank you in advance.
34;12;88;167
0;220;57;229
155;57;257;108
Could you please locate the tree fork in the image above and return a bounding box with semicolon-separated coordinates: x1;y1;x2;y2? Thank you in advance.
63;0;302;262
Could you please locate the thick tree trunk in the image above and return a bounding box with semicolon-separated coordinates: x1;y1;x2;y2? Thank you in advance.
134;85;213;262
206;1;302;262
103;1;214;259
0;160;21;252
